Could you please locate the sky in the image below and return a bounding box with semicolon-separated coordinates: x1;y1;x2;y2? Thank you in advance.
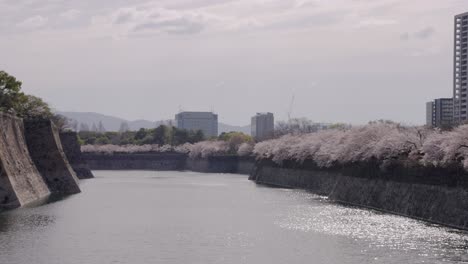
1;0;468;125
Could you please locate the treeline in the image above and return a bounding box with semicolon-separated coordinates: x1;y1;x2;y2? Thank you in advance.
254;121;468;171
78;125;206;145
81;131;254;155
83;121;468;172
79;127;253;147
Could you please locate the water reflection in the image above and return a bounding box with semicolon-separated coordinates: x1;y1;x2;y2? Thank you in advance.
0;210;54;233
0;171;467;264
276;192;468;263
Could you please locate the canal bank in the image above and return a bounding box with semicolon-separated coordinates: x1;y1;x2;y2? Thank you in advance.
0;113;85;212
83;153;256;174
84;153;468;230
1;170;467;264
250;158;468;230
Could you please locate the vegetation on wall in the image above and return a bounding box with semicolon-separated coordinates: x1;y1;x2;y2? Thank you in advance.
0;70;69;131
0;71;54;119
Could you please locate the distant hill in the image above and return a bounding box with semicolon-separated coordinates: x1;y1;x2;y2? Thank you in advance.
58;112;155;131
57;111;251;135
218;123;251;135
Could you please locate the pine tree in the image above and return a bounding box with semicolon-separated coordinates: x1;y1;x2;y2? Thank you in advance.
119;122;130;133
98;121;106;133
79;123;90;132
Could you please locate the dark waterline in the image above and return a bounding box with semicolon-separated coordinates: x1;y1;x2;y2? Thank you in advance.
0;171;468;264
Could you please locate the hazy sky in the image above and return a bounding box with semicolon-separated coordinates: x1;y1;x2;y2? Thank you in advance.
1;0;467;125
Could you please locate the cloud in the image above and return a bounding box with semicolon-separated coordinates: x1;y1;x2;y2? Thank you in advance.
0;0;446;41
87;0;363;38
16;15;48;29
92;5;210;36
166;0;238;10
414;26;435;39
133;17;204;34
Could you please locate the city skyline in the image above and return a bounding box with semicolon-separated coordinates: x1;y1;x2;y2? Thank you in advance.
426;11;468;128
1;1;468;125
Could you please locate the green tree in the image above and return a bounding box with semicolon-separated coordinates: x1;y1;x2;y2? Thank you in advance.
51;114;72;131
96;136;110;145
0;71;63;128
16;95;53;119
135;128;148;141
218;132;252;142
0;70;26;114
119;131;136;145
218;132;252;154
140;135;154;145
84;136;97;145
172;129;189;145
153;125;169;145
191;130;205;143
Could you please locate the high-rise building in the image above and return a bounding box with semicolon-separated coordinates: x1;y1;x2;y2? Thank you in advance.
426;102;434;126
251;113;274;141
175;112;218;138
453;12;468;124
426;98;454;128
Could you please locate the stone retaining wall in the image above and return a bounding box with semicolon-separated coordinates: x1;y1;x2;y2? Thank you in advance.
24;120;80;195
60;132;94;179
251;159;468;230
0;114;50;210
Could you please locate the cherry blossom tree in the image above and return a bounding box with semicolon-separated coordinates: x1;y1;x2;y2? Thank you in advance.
237;142;254;156
82;122;468;172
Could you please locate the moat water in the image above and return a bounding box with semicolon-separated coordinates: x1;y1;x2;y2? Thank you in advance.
0;171;468;264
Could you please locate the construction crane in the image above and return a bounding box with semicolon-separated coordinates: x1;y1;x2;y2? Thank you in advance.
287;92;295;123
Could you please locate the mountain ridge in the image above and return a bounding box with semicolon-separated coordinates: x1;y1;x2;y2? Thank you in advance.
57;111;251;135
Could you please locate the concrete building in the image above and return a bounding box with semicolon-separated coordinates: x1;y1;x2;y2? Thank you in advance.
175;112;218;138
454;12;468;124
426;101;434;126
426;98;454;128
251;113;274;141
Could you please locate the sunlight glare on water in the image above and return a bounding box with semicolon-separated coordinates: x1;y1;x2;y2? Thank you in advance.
0;171;467;264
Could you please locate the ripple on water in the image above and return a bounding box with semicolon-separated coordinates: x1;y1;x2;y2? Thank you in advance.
275;191;468;263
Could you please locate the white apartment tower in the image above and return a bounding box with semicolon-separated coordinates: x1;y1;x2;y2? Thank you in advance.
251;113;274;141
454;12;468;124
